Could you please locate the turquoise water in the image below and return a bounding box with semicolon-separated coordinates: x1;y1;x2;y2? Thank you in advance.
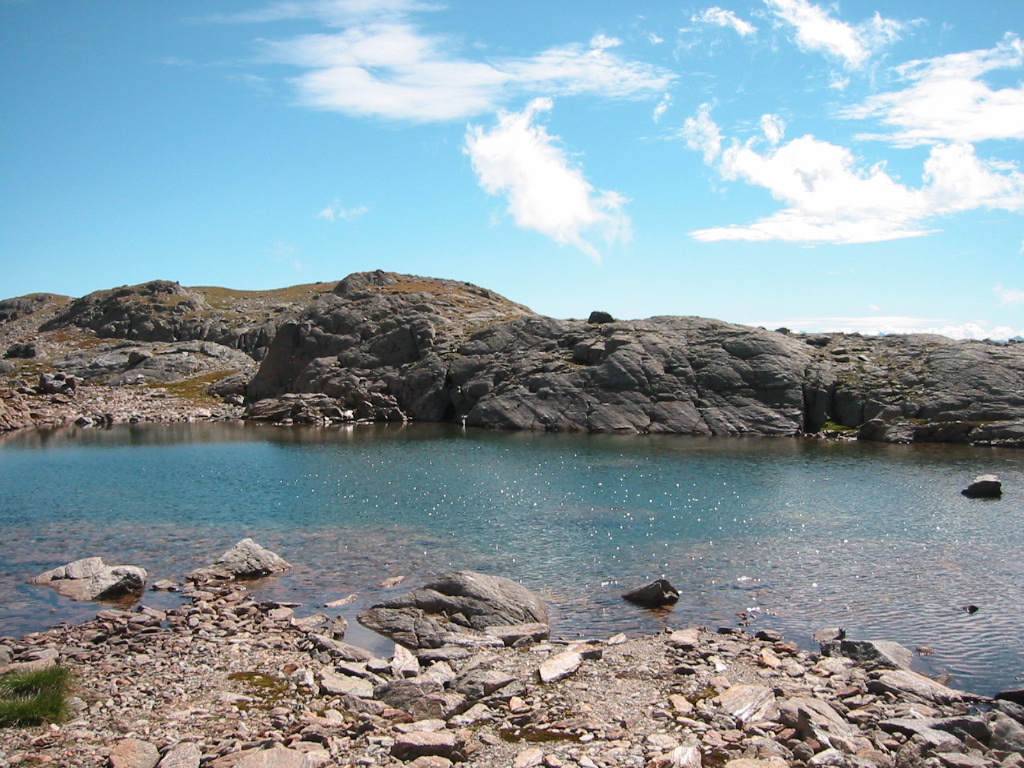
1;422;1022;695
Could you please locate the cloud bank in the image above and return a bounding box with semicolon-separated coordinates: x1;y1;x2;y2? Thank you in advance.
684;99;1024;244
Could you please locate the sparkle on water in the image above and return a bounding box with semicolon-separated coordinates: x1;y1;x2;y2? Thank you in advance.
1;422;1021;695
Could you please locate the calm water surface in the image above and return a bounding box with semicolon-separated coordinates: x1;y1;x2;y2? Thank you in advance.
1;422;1021;695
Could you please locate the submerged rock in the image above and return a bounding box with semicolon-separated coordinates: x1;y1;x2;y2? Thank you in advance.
28;556;147;602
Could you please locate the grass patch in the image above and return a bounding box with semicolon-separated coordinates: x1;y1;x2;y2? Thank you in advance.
0;666;71;727
147;370;240;404
820;421;858;434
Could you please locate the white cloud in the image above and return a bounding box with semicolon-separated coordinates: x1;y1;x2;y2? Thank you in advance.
996;284;1024;307
744;315;1024;341
842;34;1024;146
686;105;1024;244
693;7;756;37
653;93;672;123
464;98;630;260
764;0;902;69
318;200;369;221
681;102;722;164
255;5;673;122
760;113;785;145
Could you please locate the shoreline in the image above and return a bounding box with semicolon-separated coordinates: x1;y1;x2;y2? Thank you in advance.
2;575;1023;768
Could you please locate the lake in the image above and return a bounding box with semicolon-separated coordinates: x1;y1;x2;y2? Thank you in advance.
1;422;1021;695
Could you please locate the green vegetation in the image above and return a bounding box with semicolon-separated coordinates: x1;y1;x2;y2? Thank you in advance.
227;671;292;712
820;421;858;435
0;665;71;727
147;370;239;404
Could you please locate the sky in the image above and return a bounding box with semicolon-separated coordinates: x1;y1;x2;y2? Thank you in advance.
1;1;1022;339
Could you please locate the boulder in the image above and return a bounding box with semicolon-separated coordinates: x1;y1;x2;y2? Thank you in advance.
187;538;291;582
29;557;147;602
961;474;1002;498
357;570;548;649
622;579;680;607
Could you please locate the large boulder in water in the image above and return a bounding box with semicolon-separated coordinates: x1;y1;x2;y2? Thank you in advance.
187;538;291;582
358;570;549;649
29;556;147;601
961;474;1002;498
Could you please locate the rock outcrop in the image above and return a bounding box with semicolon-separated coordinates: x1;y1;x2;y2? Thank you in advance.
3;270;1023;445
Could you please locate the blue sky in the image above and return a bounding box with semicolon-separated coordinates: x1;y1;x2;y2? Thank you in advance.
2;1;1022;339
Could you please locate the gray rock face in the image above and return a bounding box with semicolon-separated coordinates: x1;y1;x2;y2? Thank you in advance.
358;570;548;649
6;271;1024;444
187;539;291;582
55;340;255;387
29;557;147;602
40;280;290;361
238;272;1024;444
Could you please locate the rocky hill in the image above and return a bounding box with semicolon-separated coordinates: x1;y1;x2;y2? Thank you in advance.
2;270;1022;446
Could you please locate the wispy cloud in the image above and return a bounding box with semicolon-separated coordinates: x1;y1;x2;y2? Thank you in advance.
842;34;1024;146
744;315;1024;341
996;283;1024;307
764;0;902;69
464;98;630;260
685;105;1024;244
318;200;369;221
241;2;673;122
693;7;756;37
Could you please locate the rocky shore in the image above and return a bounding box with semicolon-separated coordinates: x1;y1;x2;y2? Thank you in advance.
2;271;1023;445
2;555;1023;768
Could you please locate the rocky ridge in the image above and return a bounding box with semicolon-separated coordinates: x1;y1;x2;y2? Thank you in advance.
2;271;1023;445
2;569;1023;768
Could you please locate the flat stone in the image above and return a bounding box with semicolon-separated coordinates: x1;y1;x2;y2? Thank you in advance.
647;745;703;768
232;746;314;768
156;743;202;768
391;730;472;762
668;628;702;650
715;684;778;725
318;670;374;698
513;747;545;768
538;649;583;683
868;669;987;705
108;739;160;768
